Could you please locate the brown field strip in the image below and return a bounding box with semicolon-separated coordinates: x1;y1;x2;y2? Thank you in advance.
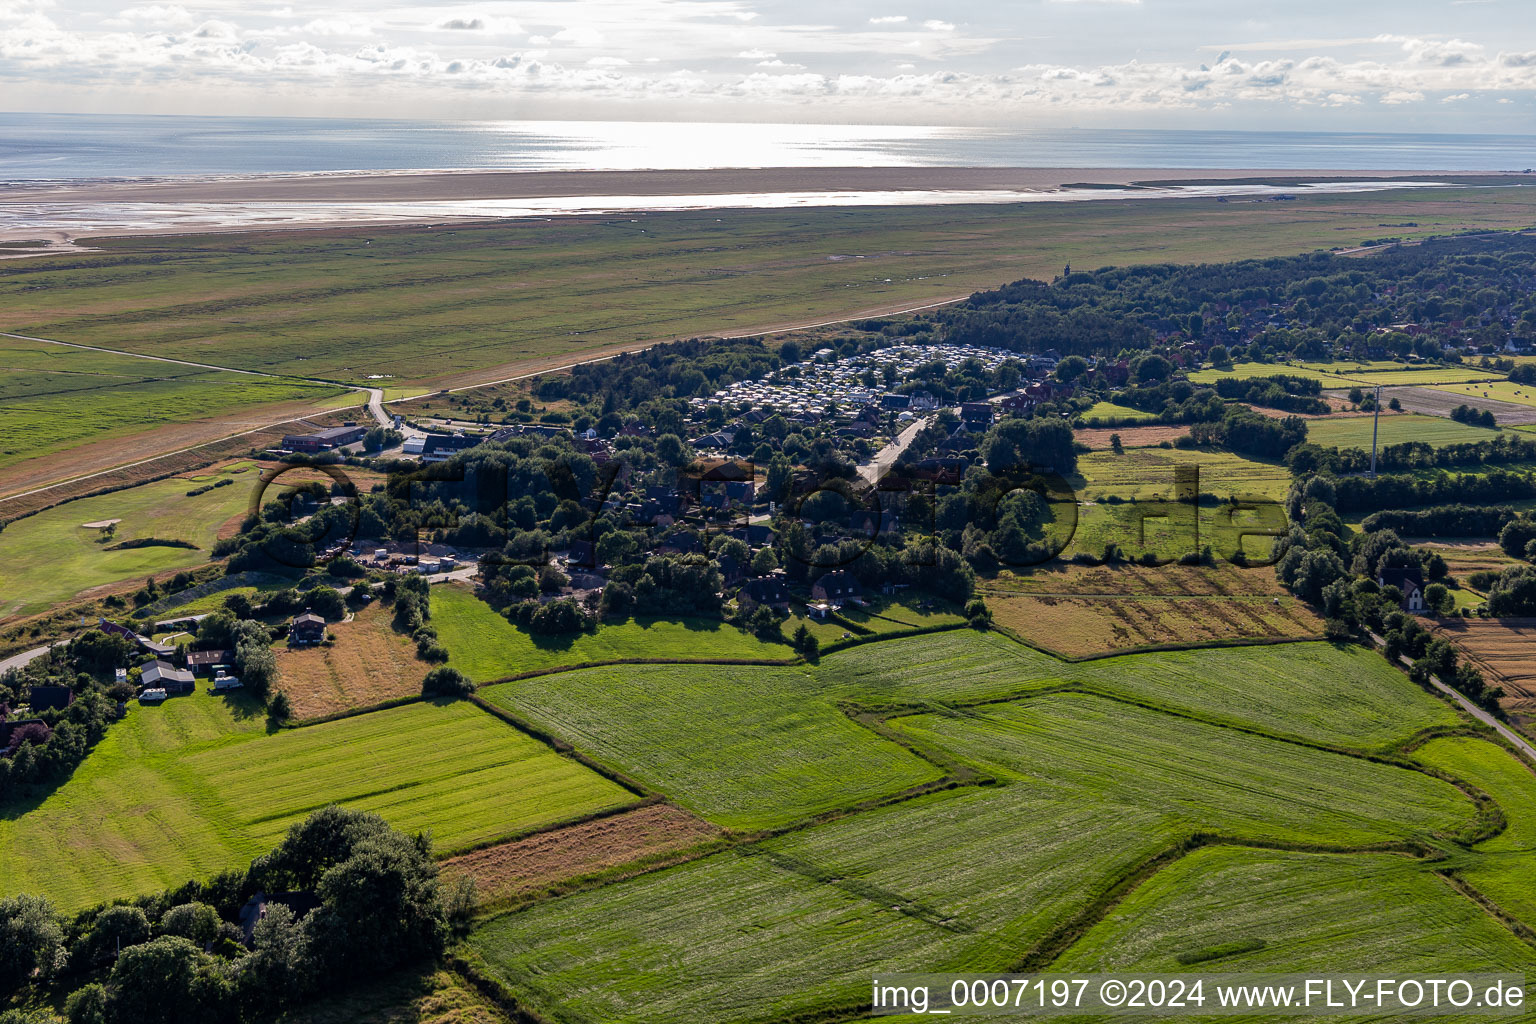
275;603;431;720
1074;425;1190;450
981;563;1323;658
1429;617;1536;714
441;803;722;909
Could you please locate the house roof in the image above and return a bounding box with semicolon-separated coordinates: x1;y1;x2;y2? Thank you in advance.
186;649;233;666
293;612;325;626
141;661;194;686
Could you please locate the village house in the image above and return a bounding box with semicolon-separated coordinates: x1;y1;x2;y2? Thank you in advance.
738;576;791;613
1378;567;1426;613
811;570;864;609
289;612;328;646
185;649;233;676
27;685;74;712
140;661;195;693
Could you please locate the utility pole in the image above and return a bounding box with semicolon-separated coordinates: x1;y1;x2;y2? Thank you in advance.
1369;384;1382;479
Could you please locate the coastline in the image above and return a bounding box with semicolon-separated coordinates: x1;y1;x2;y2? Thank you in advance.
0;165;1514;251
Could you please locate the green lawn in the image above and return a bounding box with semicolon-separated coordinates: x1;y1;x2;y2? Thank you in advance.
1072;447;1293;503
430;584;786;681
1416;737;1536;926
1188;360;1504;388
0;693;628;912
0;461;260;618
466;692;1474;1024
1187;362;1350;385
479;663;942;830
1304;413;1513;450
1055;847;1536;977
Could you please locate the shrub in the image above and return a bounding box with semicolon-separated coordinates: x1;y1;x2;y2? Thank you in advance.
422;666;474;699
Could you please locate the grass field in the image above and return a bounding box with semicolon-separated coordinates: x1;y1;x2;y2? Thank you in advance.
4;188;1534;390
1188;360;1506;388
275;603;433;720
1416;737;1536;927
0;693;629;912
1077;401;1160;425
1056;447;1291;562
1433;379;1536;409
479;663;943;830
1187;362;1353;385
1304;412;1512;450
0;460;259;618
0;335;348;472
810;633;1460;750
430;584;785;681
466;691;1474;1023
1055;846;1536;977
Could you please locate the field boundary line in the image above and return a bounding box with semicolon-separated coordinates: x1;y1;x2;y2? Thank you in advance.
988;621;1328;664
1436;871;1536;951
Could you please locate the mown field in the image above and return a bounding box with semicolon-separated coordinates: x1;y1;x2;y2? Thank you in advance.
275;602;431;719
479;662;944;830
1416;737;1536;926
0;334;348;472
1188;360;1505;388
1055;846;1536;978
1077;400;1161;425
0;460;259;618
1433;379;1536;409
1303;412;1512;450
466;690;1475;1024
430;584;785;681
0;691;628;912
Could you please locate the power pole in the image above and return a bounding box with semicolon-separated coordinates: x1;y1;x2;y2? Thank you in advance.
1369;384;1382;479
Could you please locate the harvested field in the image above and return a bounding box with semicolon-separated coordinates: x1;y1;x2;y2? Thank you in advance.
980;561;1323;657
984;592;1323;659
1424;542;1521;588
1390;384;1536;426
1303;412;1514;450
1074;424;1189;450
275;603;430;720
442;803;722;909
1428;617;1536;715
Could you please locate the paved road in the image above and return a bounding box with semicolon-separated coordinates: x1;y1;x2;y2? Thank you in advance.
857;416;932;487
1368;631;1536;762
0;642;60;676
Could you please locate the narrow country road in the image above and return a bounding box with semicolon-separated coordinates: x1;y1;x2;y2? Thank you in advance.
0;642;61;676
1367;631;1536;762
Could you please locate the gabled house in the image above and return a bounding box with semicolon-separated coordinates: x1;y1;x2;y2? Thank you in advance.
1378;567;1427;613
811;570;864;608
289;613;327;646
738;576;790;613
140;661;195;693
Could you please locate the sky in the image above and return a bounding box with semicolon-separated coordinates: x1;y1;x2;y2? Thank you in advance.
2;0;1535;130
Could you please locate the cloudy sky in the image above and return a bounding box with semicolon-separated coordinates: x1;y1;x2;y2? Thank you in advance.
2;0;1534;129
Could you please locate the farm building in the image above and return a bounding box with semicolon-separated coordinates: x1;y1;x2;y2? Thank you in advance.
140;661;195;693
282;425;367;453
289;613;327;646
421;432;483;463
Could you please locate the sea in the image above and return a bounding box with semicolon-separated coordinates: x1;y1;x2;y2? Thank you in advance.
2;112;1535;180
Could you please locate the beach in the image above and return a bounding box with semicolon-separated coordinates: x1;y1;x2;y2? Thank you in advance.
0;165;1498;249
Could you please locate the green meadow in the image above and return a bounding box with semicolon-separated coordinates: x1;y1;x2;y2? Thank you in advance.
480;662;943;830
1056;847;1536;978
1304;413;1513;450
4;188;1534;388
466;690;1474;1023
0;693;627;912
430;583;786;681
0;461;260;617
0;334;347;471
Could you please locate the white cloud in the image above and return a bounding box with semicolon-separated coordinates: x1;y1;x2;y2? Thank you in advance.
736;48;774;58
869;15;907;24
1380;89;1425;104
756;58;803;69
588;55;628;65
1442;92;1471;101
112;4;192;27
923;20;954;31
551;24;603;47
